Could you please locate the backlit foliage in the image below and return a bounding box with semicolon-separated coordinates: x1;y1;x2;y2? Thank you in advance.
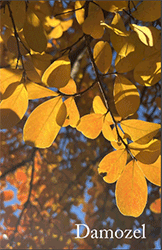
0;1;161;249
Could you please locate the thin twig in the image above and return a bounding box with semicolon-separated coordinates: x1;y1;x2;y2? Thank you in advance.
7;2;26;74
0;148;37;180
54;5;85;18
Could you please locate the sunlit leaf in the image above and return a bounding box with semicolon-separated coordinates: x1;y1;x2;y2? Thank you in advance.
93;95;107;115
25;82;58;100
115;160;147;217
0;83;28;129
63;97;80;128
77;113;104;139
115;32;145;73
121;119;160;144
56;102;67;126
129;139;161;164
23;9;47;53
134;51;161;86
102;118;116;142
130;24;160;47
150;198;161;214
95;1;127;12
137;155;161;186
23;97;63;148
98;149;127;183
82;2;104;39
132;1;161;22
42;56;71;88
75;1;85;25
93;41;112;74
59;78;77;95
0;68;22;100
114;75;140;118
109;14;134;57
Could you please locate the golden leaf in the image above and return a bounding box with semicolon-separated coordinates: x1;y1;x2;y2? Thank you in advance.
130;24;160;47
115;32;145;73
0;68;22;100
114;75;140;118
93;41;112;74
75;1;85;25
93;96;107;115
23;9;47;53
98;149;127;183
25;82;58;100
82;2;104;39
132;1;161;22
121;119;161;144
42;56;71;88
95;1;127;12
134;51;161;86
23;97;63;148
137;155;161;186
59;78;77;95
63;97;80;128
77;113;104;139
56;102;67;126
115;160;147;217
0;83;28;129
150;198;161;214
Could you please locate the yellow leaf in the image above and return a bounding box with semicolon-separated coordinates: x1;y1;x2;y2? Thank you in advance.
63;97;80;128
129;139;161;164
134;51;161;86
121;119;161;144
114;75;140;118
24;56;41;83
48;19;73;39
82;2;104;39
48;24;63;39
132;1;161;22
93;41;112;74
102;118;116;142
0;83;28;129
75;1;85;25
25;82;58;100
61;19;73;32
95;1;127;12
56;102;67;126
42;56;71;88
109;14;134;57
98;149;127;183
137;155;161;186
101;16;129;37
115;32;145;73
23;97;63;148
150;198;161;214
115;160;147;217
23;9;47;53
0;68;22;100
130;24;160;47
59;78;77;95
77;113;104;139
93;96;107;115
